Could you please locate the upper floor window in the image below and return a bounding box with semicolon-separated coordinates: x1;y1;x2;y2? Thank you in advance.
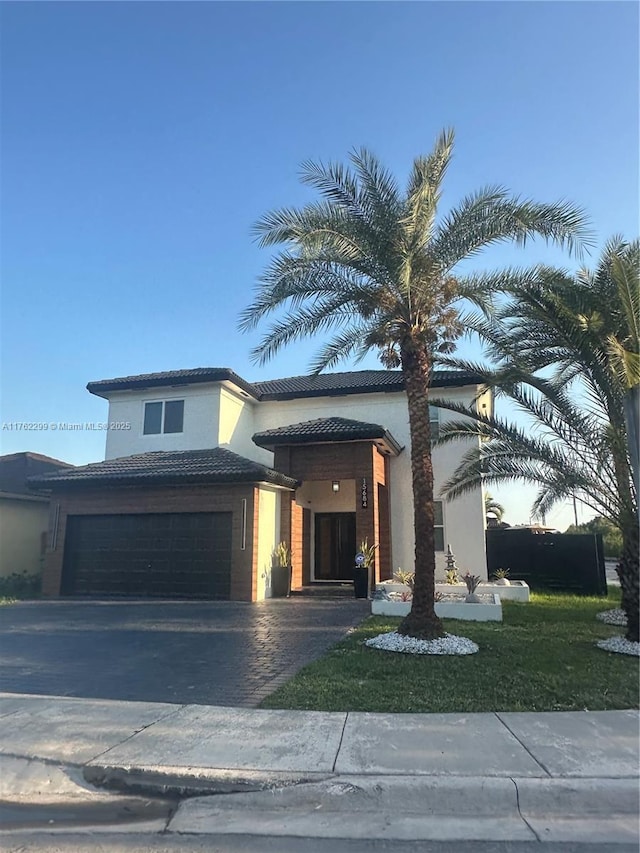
429;405;440;441
143;400;184;435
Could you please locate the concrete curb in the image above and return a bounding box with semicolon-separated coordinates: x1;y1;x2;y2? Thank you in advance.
82;764;334;797
166;775;640;844
3;755;638;844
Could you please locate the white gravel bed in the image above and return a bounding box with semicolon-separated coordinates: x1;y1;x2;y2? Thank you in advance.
596;636;640;657
596;608;627;626
365;630;479;656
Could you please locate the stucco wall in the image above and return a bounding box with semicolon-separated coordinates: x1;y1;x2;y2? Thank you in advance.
255;486;280;600
218;387;262;460
104;386;221;459
0;497;49;578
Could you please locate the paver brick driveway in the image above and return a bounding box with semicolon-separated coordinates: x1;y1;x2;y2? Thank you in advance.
0;598;369;707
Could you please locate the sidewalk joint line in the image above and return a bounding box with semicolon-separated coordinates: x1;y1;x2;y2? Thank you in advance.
331;712;349;774
84;704;189;766
494;712;552;777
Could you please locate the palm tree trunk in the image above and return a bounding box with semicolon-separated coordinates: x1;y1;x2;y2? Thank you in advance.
396;344;445;640
617;519;639;643
610;442;639;642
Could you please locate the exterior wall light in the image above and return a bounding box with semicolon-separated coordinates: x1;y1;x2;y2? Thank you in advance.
332;480;340;493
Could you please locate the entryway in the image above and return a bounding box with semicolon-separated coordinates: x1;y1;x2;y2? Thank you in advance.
314;512;356;581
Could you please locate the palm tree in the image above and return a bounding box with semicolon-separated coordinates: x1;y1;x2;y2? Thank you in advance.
433;239;639;641
239;129;590;640
484;492;505;523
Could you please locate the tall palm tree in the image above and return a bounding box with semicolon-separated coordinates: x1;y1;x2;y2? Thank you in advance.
239;129;590;640
433;239;639;641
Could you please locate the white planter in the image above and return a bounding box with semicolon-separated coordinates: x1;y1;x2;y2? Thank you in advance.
371;594;503;622
377;581;530;603
434;582;530;603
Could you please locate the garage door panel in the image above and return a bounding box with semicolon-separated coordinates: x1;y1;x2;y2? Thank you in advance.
62;513;233;599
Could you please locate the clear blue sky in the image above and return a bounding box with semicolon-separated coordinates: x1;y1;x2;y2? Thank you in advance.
1;1;638;528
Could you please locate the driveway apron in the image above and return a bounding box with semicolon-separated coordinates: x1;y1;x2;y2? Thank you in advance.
0;599;369;707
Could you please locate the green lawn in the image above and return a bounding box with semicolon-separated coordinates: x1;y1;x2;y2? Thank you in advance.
260;591;638;713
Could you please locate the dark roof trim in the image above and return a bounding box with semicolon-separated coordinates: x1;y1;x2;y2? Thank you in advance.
0;491;49;503
0;452;74;467
28;449;299;491
87;368;259;400
30;471;298;491
87;368;485;401
254;369;485;400
253;417;404;456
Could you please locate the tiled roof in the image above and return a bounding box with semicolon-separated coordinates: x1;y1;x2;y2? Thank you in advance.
253;371;403;399
0;452;74;496
87;367;483;401
28;448;299;490
87;368;258;399
255;369;483;399
253;417;403;455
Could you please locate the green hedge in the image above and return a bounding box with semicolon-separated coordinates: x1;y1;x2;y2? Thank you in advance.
0;571;42;599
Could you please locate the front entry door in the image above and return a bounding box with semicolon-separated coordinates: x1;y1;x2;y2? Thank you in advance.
314;513;356;581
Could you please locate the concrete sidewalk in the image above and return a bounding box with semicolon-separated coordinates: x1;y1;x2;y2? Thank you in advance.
1;692;638;844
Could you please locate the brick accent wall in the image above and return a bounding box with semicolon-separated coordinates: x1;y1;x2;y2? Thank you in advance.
43;483;257;601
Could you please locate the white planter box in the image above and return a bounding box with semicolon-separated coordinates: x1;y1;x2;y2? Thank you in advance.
435;582;530;602
371;594;503;622
376;581;530;603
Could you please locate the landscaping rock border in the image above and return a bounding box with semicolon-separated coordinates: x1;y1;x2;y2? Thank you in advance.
596;608;627;626
365;631;479;656
596;636;640;657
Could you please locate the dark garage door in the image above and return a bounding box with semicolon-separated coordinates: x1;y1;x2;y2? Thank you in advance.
61;513;233;599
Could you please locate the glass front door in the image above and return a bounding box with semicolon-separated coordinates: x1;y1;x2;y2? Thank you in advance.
314;513;357;581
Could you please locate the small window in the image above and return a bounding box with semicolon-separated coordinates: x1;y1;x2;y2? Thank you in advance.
429;405;440;442
164;400;184;434
143;402;163;435
434;500;444;551
143;400;184;435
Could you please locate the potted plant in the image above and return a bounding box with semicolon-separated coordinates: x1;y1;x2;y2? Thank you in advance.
271;542;292;598
492;567;511;586
462;572;482;603
354;538;377;599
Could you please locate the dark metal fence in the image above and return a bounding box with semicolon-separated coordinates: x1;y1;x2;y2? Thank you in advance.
486;529;607;596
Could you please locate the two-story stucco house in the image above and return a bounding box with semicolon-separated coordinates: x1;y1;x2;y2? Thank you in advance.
33;367;490;601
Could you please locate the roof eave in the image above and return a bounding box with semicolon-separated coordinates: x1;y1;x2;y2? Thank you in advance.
87;370;260;401
32;474;299;490
253;434;403;456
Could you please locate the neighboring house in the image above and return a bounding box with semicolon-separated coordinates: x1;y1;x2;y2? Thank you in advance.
32;368;491;601
0;452;74;579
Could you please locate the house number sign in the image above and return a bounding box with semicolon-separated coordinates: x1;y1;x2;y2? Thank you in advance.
361;478;368;508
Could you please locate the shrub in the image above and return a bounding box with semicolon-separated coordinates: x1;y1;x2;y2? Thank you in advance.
0;571;41;599
393;568;415;590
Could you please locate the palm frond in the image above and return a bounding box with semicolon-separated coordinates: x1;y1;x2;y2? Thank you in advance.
401;128;455;250
431;194;593;272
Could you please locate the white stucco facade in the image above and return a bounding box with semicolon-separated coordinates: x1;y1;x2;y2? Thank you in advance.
255;486;280;600
97;373;489;580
